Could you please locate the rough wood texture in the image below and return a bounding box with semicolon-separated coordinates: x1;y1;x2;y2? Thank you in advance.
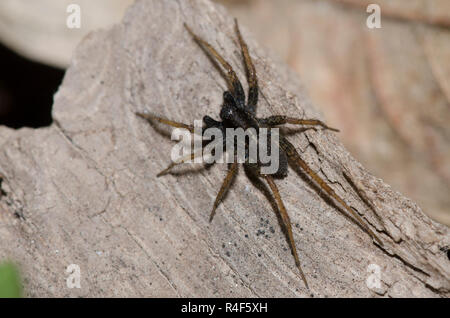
0;0;448;297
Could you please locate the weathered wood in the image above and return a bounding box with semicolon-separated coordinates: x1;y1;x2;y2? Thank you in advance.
0;0;448;297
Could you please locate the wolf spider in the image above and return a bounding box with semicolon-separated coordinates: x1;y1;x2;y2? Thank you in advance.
136;20;382;288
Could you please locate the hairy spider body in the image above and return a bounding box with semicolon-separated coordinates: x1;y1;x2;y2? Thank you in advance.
137;20;382;289
202;91;289;179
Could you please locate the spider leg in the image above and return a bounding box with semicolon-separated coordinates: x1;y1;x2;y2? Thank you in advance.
279;137;383;246
234;19;258;113
259;115;339;132
263;174;309;289
184;23;246;107
209;161;238;222
157;150;203;177
136;112;196;133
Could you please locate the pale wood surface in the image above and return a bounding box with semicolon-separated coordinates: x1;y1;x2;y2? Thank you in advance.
0;0;448;297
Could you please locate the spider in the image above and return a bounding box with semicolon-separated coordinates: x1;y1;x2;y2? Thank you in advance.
136;19;382;289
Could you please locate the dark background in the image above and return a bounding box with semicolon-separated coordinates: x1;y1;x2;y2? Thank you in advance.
0;42;63;128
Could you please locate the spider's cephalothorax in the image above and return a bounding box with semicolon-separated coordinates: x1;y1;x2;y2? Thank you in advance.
137;20;382;289
204;89;289;179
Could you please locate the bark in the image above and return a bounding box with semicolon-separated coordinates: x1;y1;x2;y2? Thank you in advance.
0;0;448;297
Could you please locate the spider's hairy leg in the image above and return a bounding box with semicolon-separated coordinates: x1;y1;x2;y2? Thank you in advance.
259;115;339;132
136;112;196;133
184;23;245;107
279;137;383;246
234;18;258;113
263;175;309;289
157;150;203;177
209;161;238;222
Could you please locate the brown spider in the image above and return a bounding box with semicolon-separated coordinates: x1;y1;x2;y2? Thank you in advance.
136;19;382;289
